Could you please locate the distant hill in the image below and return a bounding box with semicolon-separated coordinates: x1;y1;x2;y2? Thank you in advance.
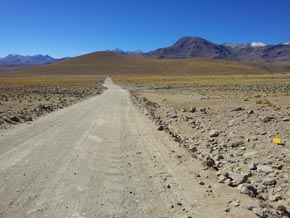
0;54;69;71
107;48;144;56
146;36;290;62
2;51;290;77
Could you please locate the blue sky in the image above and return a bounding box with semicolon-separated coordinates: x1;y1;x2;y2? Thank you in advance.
0;0;289;58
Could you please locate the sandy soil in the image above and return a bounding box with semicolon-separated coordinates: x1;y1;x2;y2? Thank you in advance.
130;84;290;218
0;78;260;218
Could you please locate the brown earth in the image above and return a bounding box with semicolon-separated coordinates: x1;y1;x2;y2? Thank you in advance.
1;52;290;77
0;77;105;129
117;76;290;218
0;78;262;218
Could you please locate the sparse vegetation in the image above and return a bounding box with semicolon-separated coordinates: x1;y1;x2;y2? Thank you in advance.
1;52;290;77
124;73;290;218
0;77;105;128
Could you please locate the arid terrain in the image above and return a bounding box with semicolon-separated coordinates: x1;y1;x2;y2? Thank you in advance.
115;74;290;218
0;78;105;129
1;52;290;78
0;52;290;218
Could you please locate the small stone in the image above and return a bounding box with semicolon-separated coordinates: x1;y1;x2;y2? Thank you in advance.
262;116;275;123
282;117;289;122
268;193;282;202
25;116;33;121
229;172;248;186
231;107;244;111
228;132;240;139
231;141;244;148
262;178;277;186
209;130;219;137
218;175;227;183
204;156;216;168
273;164;283;170
199;181;205;185
253;207;266;218
157;125;164;131
276;205;288;212
10;116;21;122
237;184;257;197
224;207;230;212
257;165;273;174
232;200;240;207
189;107;196;113
224;179;233;186
216;154;224;160
0;95;8;101
250;136;258;141
248;110;254;114
248;162;257;170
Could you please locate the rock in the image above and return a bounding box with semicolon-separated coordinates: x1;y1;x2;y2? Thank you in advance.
257;165;273;174
253;207;266;218
282;117;289;122
214;155;223;161
189;107;196;113
224;179;233;186
237;184;257;197
10;116;21;122
276;205;289;212
228;132;240;139
0;95;9;101
166;111;177;118
262;116;275;123
209;130;219;137
204;156;216;168
262;178;277;186
232;200;240;207
224;207;230;212
273;164;283;170
218;174;227;183
157;125;164;131
268;193;282;202
199;181;205;185
248;162;257;170
24;116;33;122
229;172;248;186
231;107;244;111
230;141;244;148
250;136;258;141
189;146;197;152
248;110;254;114
3;117;16;125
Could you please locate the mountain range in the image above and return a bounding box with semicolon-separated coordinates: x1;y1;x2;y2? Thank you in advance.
1;36;289;71
107;48;144;56
0;54;68;71
145;36;290;62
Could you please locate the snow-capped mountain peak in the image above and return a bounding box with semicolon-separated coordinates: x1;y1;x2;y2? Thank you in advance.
249;42;267;47
281;42;290;45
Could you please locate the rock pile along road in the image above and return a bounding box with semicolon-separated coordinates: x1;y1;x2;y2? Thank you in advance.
0;78;258;218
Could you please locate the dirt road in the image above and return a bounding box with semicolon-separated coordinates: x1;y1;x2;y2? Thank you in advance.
0;78;257;218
